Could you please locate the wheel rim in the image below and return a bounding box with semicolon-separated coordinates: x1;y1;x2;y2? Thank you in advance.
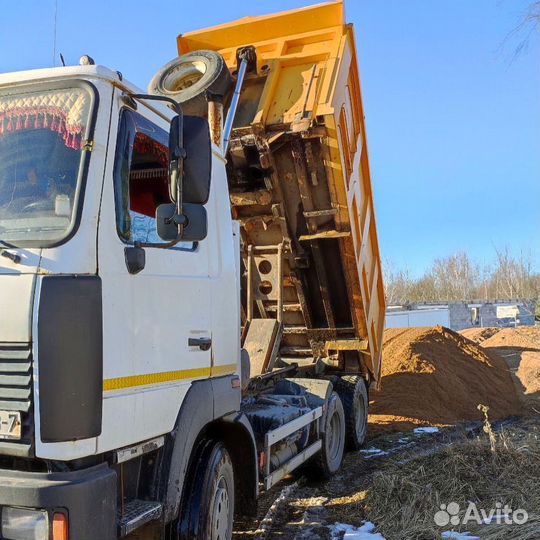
166;61;207;92
328;408;343;462
210;475;231;540
355;394;367;441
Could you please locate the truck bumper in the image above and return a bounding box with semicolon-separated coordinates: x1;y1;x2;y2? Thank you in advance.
0;463;117;539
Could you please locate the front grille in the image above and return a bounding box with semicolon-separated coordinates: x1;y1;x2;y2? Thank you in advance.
0;343;33;456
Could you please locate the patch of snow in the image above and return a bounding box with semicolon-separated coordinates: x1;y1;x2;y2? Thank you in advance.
360;447;388;458
441;532;480;540
398;437;409;443
414;426;439;434
329;521;385;540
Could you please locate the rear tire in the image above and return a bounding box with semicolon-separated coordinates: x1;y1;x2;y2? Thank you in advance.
306;391;345;479
178;440;235;540
149;50;232;116
335;375;369;450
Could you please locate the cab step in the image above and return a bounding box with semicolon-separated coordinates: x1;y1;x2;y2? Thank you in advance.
117;499;162;537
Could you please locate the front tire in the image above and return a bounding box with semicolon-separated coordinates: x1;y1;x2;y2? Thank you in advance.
178;440;235;540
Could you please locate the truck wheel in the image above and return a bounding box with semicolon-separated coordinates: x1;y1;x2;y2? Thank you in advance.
335;375;369;450
178;440;235;540
307;391;345;479
149;50;232;116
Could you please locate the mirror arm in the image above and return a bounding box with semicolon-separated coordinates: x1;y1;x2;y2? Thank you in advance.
130;93;182;116
133;238;178;250
170;214;188;227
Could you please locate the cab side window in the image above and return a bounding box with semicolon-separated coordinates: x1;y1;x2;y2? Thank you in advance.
113;110;172;245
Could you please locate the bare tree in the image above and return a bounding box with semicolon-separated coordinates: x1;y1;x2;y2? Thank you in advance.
409;275;438;303
491;246;539;300
383;247;540;304
499;1;540;62
382;258;413;305
429;252;479;301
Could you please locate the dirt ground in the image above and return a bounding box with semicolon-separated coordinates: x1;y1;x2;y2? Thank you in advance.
233;416;539;540
233;326;539;540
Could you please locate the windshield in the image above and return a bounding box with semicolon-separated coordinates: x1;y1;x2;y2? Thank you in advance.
0;84;94;246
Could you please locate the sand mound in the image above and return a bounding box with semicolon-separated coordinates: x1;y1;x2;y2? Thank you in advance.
460;326;501;343
470;326;540;405
481;326;539;350
517;352;540;395
369;326;522;433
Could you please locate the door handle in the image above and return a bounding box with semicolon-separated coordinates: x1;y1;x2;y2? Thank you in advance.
188;337;212;351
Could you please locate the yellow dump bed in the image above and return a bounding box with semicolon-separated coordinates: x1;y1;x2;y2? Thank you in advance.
179;1;385;384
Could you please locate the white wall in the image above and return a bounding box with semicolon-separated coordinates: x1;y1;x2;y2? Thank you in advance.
386;308;450;329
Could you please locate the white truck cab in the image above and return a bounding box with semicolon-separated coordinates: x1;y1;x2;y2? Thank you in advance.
0;65;246;538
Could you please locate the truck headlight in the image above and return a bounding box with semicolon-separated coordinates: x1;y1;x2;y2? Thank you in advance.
1;507;49;540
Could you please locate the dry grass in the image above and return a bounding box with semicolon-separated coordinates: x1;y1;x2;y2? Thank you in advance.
326;416;540;539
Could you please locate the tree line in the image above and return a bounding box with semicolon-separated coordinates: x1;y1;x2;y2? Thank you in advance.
383;247;540;305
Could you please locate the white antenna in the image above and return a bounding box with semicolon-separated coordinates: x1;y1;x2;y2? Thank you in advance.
52;0;58;66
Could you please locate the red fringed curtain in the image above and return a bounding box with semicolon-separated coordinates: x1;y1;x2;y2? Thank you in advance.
130;133;170;218
0;106;84;150
133;133;169;167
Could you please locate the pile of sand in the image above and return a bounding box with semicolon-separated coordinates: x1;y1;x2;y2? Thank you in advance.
479;326;538;351
460;326;501;343
463;326;539;404
369;326;522;433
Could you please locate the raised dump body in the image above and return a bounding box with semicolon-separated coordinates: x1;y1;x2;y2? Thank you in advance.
179;1;385;385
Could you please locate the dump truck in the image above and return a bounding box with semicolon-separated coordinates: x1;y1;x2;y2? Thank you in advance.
0;2;384;538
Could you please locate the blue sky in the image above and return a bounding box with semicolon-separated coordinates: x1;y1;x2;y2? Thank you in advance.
1;0;538;275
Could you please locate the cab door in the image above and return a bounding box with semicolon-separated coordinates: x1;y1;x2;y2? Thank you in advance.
97;99;213;452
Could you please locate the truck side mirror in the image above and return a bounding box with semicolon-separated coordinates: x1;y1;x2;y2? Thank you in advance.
128;93;211;248
156;203;208;242
169;115;211;205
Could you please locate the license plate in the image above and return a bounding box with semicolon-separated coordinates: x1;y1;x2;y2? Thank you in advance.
0;410;21;440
